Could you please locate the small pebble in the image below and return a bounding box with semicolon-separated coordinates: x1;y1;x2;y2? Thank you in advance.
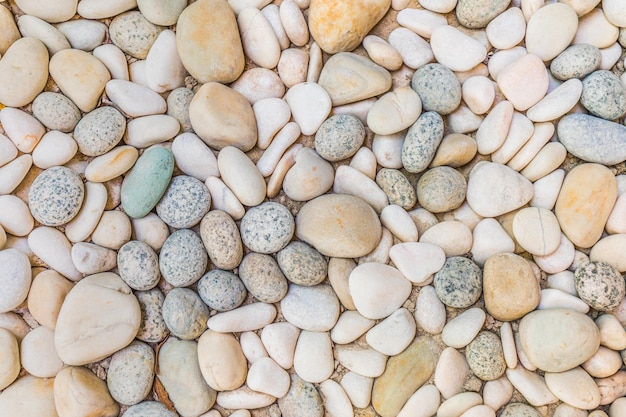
159;229;207;287
465;331;506;381
156;175;211;229
277;241;327;286
580;70;626;120
28;166;84;227
73;106;126;157
575;261;626;312
31;92;81;133
107;341;155;406
280;284;340;331
135;288;169;343
162;288;209;340
314;114;365;162
197;269;247;312
117;240;160;291
240;202;295;254
434;256;483;309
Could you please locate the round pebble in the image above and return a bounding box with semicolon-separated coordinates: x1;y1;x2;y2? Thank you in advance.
276;241;328;286
73;106;126;156
107;341;155;406
197;269;247;312
109;11;162;59
117;240;160;291
416;166;467;213
199;210;243;271
162;287;209;340
411;63;462;115
465;331;506;381
31;92;81;132
135;288;169;343
314;114;365;162
155;175;211;229
580;70;626;120
159;229;208;287
240;202;295;254
28;166;85;227
575;261;626;312
238;253;289;303
375;168;416;210
550;44;602;81
434;256;483;308
166;87;194;133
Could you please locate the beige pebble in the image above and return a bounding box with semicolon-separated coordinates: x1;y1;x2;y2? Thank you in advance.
396;8;447;38
525;3;579;61
238;7;281;69
0;37;49;108
261;322;300;369
280;0;308;46
205;176;246;220
32;131;77;169
328;258;357;311
488;46;527;80
20;325;65;378
590;234;626;273
333;165;388;213
462;76;495;115
124;115;180;148
389;242;445;285
91;210;132;250
582;346;623;378
64;182;107;243
513;207;561;256
531;168;564;211
0;375;57;416
0;328;19;390
596;313;626;351
0;107;46;153
27;269;73;329
430;25;487;72
198;330;247;391
218;146;266;207
483;377;513;411
475;100;514;155
307;41;323;82
84;146;138;183
284;81;332;135
54;366;119;417
526;78;582;122
545;367;600;410
28;226;82;281
521;142;566;182
293;330;334;383
446;105;484;134
283;147;334;202
367;86;422;135
71;242;117;275
430;133;477;168
0;195;34;237
505;365;557;406
534;233;576;274
254;97;291;150
574;8;619;49
362;35;403;71
262;4;290;50
277;48;309;88
507;122;555;171
497;53;549;111
93;44;129;80
257;122;301;177
599;42;622;71
486;7;526;50
420;220;472;257
435;347;470;399
0;6;21;55
358;227;393;265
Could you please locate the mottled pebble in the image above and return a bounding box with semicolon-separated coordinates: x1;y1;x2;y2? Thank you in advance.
155;175;211;228
107;341;155;406
281;284;340;331
117;240;160;291
455;0;510;28
550;44;602;81
411;63;461;115
575;261;625;312
417;166;467;213
197;269;247;311
276;241;327;286
159;229;208;287
402;111;444;173
466;331;506;381
135;288;169;343
73;106;126;156
434;256;482;308
122;401;178;417
31;92;81;133
314;114;365;162
278;374;324;417
375;168;417;210
162;288;209;340
28;166;84;227
581;70;626;120
109;11;162;59
240;202;294;254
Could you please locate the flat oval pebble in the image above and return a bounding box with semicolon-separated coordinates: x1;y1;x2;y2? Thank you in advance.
0;249;31;314
417;166;467;213
0;37;49;108
107;341;155;406
411;63;461;115
441;307;486;349
558;114;626;165
207;302;277;333
73;106;126;157
402;111;444;173
276;241;327;286
240;202;294;254
198;269;247;311
293;330;334;383
159;229;207;287
375;168;417;209
280;284;340;331
429;25;487;72
198;330;247;391
527;78;583;122
28;166;84;227
162;288;209;340
31;92;81;133
366;307;416;356
199;210;243;270
28;226;82;281
434;256;482;308
156;175;211;228
545;366;601;410
575;261;625;312
550;44;601;80
465;331;506;381
32;131;78;169
85;146;138;183
117;240;160;291
0;107;45;153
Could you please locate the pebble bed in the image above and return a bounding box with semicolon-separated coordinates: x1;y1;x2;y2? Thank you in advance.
2;0;626;417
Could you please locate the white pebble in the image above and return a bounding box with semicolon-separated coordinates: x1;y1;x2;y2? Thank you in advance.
293;330;334;383
507;122;555;172
475;100;514;155
207;303;277;333
332;98;376;126
599;42;622;70
462;76;495;115
438;392;483;417
596;314;626;351
125;115;180;148
247;356;290;398
335;344;387;377
533;233;575;274
17;15;70;55
284;82;332;135
238;7;281;69
397;8;447;38
486;7;526;50
28;226;82;281
390;242;445;285
0;107;45;153
483;376;513;411
239;331;268;364
387;27;434;69
349;146;378;179
105;79;167;117
340;372;373;409
380;205;418;242
330;310;375;345
231;67;285;104
372;132;404;169
256;122;300;177
31;131;77;169
91;210;132;250
171;133;219;182
277;48;309;88
71;242;117;274
333;165;388;213
414;285;446;334
253;98;291;150
279;0;308;46
398;384;441;417
20;326;65;378
362;35;403;71
435;347;469;399
261;4;290;50
0;195;34;237
537;288;590;313
471;218;516;266
500;322;518;369
441;308;485;349
0;134;17;168
366;308;415;356
530;168;564;210
546;270;577;296
307;41;323;82
217;146;266;207
0;155;32;195
261;322;300;369
420;220;473;257
205;176;246;221
92;44;129;80
430;25;487;72
145;29;186;93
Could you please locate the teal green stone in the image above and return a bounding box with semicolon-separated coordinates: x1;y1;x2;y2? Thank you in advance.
121;147;174;218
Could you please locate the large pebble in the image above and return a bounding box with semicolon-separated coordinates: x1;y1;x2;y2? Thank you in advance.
455;0;510;28
0;37;49;108
434;256;482;308
416;166;466;213
349;262;411;319
159;229;207;287
558;114;626;165
526;78;583;123
429;25;487;72
555;163;617;248
0;249;31;313
575;261;625;312
73;106;126;156
176;0;244;83
545;367;601;410
238;7;280;69
293;330;334;383
519;308;601;372
54;272;141;365
54;366;119;417
525;3;579;61
483;253;540;321
318;52;392;106
581;70;626;120
107;341;155;406
28;226;82;281
550;44;601;81
512;207;561;256
411;63;461;115
145;29;186;93
28;166;84;227
0;375;57;416
281;284;340;331
162;288;209;340
308;0;390;54
497;53;549;111
198;330;247;391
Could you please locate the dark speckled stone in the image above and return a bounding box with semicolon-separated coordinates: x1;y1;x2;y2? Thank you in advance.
277;241;327;286
123;401;178;417
465;331;506;381
162;288;208;340
28;166;84;227
314;114;365;162
575;261;625;311
159;229;208;287
278;374;324;417
156;175;211;228
197;269;247;312
434;256;482;308
411;63;461;115
238;252;288;303
580;70;626;120
456;0;511;28
73;106;126;156
550;44;601;81
240;202;295;254
135;288;169;343
375;168;416;210
117;240;160;291
417;166;467;213
401;111;444;173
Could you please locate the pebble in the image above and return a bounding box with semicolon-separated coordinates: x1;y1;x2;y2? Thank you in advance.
441;307;486;348
92;44;128;81
260;322;299;370
31;131;77;169
335;343;388;378
0;134;17;168
396;8;447;38
28;226;82;281
0;328;19;390
583;346;623;378
414;285;447;334
91;210;132;250
367;87;422;134
238;7;280;69
340;372;373;409
435;347;469;399
525;3;578;61
550;44;601;80
455;0;510;28
197;211;242;270
197;269;247;312
420;220;473;257
574;8;619;48
285;82;332;135
486;7;525;49
73;106;126;156
124;114;180;148
375;168;416;210
247;357;290;398
0;37;49;108
135;288;169;343
434;256;482;308
512;207;561;256
411;63;461;115
28;166;84;227
123;401;178;417
240;331;268;364
0;375;58;416
331;310;375;344
156;175;211;228
277;48;309;88
430;133;477;168
27;270;72;329
438;392;483;417
590;234;626;273
417;166;467;213
280;283;340;331
471;218;515;266
318;52;392;106
327;258;357;310
362;35;403;71
116;240;159;290
402;111;444;173
366;307;416;356
466;331;506;381
293;330;334;383
254;98;291;150
308;0;390;54
85;147;137;183
349;262;411;319
159;229;207;287
55;19;105;52
558;114;626;165
198;330;247;391
236;253;284;303
278;374;323;417
372;336;439;417
215;386;276;410
387;27;434;70
240;202;294;254
208;302;277;333
526;78;583;122
54;366;120;417
533;232;576;274
430;25;487;72
20;324;64;378
462;76;495;115
31;92;81;133
49;48;110;112
165;88;193;133
1;107;45;153
162;287;209;340
71;241;117;274
497;53;549;111
0;248;31;314
276;241;327;286
380;205;419;242
555;163;617;248
581;70;626;120
545;367;601;410
105;79;166;117
314;114;365;161
575;261;625;311
144;29;186;93
333;164;388;212
218;146;266;207
107;341;155;406
320;379;353;417
282;147;335;201
519;308;600;372
230;67;285;104
0;312;29;341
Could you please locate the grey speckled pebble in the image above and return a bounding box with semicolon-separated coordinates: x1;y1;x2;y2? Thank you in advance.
109;11;162;59
156;175;211;229
167;87;194;133
580;70;626;120
500;403;542;417
574;261;625;312
31;92;81;132
123;401;178;417
197;269;247;312
240;202;295;254
159;229;208;287
550;44;601;81
162;288;209;340
411;63;461;115
465;331;506;381
402;111;444;174
238;252;289;303
277;241;327;286
107;341;155;406
278;374;324;417
200;210;243;271
557;114;626;165
314;114;365;162
28;166;85;227
375;168;417;210
456;0;511;28
135;288;169;343
117;241;160;291
434;256;483;308
73;106;126;156
416;166;467;213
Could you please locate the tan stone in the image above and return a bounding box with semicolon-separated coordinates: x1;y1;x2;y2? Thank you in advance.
0;6;21;55
197;330;247;391
27;270;73;330
0;328;19;390
496;53;549;111
189;82;257;151
430;134;477;168
54;367;119;417
0;37;48;108
309;0;391;54
483;253;540;322
0;375;57;417
555;163;617;249
176;0;244;83
296;194;382;258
